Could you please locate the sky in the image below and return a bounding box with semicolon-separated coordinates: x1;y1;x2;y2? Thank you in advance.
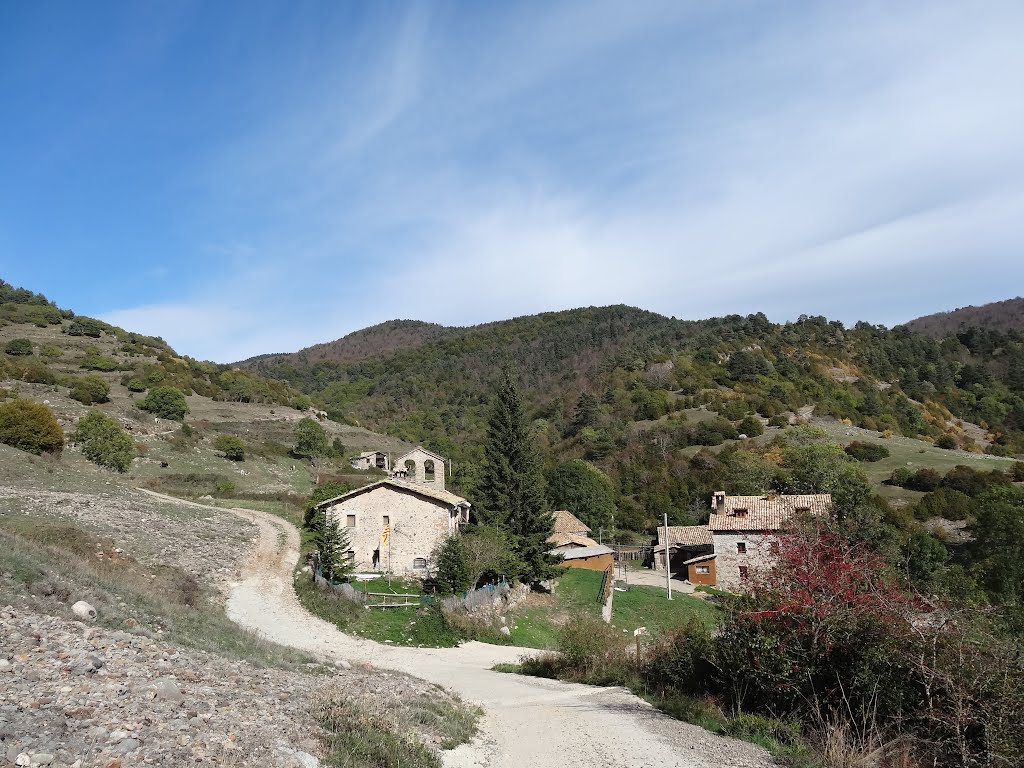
1;1;1023;362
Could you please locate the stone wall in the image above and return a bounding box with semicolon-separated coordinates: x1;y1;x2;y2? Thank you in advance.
325;485;457;576
713;532;777;591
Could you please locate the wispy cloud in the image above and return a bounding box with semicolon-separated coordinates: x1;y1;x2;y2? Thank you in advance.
93;1;1024;361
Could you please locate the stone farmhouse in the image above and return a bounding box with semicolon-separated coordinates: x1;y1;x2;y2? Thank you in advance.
655;491;832;591
316;446;467;577
349;450;390;472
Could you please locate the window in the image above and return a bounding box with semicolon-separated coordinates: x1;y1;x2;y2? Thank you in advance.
413;557;427;569
736;542;747;554
695;565;710;574
795;506;810;513
424;459;435;481
346;550;355;561
404;459;416;478
382;515;390;526
346;514;356;527
739;565;749;579
734;508;748;517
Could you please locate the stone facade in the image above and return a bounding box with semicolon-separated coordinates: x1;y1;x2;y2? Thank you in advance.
350;451;389;472
321;482;468;576
712;532;776;592
393;447;446;492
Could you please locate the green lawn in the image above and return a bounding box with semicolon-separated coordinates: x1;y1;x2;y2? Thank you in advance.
611;585;718;636
507;568;605;649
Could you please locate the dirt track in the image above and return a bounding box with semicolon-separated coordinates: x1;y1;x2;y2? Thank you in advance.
223;505;773;768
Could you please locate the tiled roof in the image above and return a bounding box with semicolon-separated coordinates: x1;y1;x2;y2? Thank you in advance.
548;532;600;548
396;446;446;463
656;525;713;549
708;493;830;531
682;553;716;566
315;479;470;510
551;509;592;535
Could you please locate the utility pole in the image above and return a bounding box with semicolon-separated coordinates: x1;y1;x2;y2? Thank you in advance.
664;513;672;600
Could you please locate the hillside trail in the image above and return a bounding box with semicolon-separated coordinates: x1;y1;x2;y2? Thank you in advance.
149;493;773;768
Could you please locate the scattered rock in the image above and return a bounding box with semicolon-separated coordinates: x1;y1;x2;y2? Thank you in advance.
70;602;96;621
333;659;352;670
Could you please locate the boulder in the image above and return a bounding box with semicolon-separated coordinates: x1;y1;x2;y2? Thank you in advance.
71;602;96;621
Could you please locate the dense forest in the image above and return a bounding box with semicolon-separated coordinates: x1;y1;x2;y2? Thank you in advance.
245;305;1024;508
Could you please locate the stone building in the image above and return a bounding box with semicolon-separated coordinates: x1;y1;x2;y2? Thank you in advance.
315;479;470;576
653;491;831;591
349;450;389;472
709;491;832;591
391;447;447;492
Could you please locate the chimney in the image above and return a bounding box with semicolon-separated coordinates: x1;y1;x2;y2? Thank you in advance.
712;491;725;510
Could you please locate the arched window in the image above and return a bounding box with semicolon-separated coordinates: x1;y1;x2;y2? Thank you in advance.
413;557;427;569
404;459;417;479
424;459;435;482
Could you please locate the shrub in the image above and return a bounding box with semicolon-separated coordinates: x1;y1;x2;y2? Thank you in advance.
887;467;912;487
843;440;890;462
0;399;64;454
66;317;104;337
80;353;118;372
213;434;245;461
1012;462;1024;482
139;386;189;421
125;377;147;392
737;415;764;438
4;338;32;356
72;410;134;472
68;375;110;405
935;434;958;450
555;613;630;684
905;468;941;492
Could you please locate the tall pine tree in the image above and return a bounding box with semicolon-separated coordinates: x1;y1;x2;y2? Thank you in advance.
477;367;556;584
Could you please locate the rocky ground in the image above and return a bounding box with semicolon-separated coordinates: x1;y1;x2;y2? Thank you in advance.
0;605;320;768
0;604;473;768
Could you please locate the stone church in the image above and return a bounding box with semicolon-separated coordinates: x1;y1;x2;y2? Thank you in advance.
315;447;469;576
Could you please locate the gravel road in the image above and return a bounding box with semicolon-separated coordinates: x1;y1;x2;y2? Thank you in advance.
222;505;774;768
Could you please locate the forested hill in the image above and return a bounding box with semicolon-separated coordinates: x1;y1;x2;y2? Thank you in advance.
905;296;1024;337
241;319;452;366
242;304;1024;467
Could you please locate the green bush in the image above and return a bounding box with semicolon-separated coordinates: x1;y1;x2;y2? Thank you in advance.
68;375;110;405
213;434;245;461
72;410;134;472
80;353;119;372
139;386;189;421
737;415;764;438
843;440;890;462
935;434;958;450
0;399;64;454
4;338;33;356
768;414;789;428
66;317;105;337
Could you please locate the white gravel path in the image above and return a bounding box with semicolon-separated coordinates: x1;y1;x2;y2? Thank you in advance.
221;503;774;768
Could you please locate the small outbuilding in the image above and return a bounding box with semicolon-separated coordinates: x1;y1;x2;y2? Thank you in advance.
556;544;614;572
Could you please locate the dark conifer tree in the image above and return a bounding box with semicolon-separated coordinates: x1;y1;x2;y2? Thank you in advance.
477;367;555;584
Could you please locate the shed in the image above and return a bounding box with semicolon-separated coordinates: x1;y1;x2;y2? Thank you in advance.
555;544;614;572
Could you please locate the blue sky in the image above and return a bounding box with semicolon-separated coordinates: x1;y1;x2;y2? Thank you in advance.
2;1;1023;362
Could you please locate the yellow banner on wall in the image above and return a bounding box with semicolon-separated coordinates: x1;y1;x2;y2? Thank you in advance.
381;525;390;546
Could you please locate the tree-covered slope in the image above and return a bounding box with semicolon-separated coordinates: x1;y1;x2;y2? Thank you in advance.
905;296;1024;337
